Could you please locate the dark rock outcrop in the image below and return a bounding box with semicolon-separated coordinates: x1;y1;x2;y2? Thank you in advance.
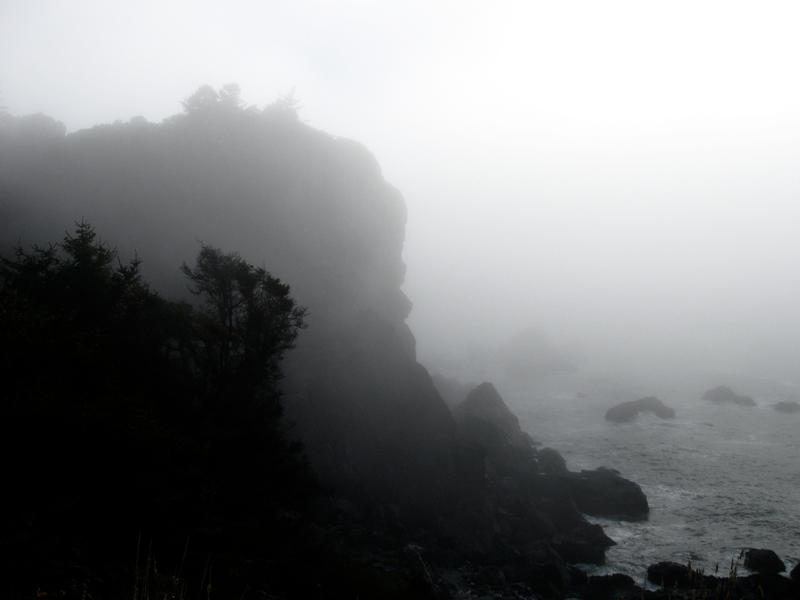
703;385;756;406
537;447;568;475
453;381;530;447
646;559;800;600
791;561;800;582
774;400;800;413
564;467;650;520
647;561;706;588
550;523;615;564
744;548;786;574
582;573;637;599
605;396;676;422
445;382;621;568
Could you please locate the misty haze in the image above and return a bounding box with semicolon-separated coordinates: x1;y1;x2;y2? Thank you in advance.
1;2;799;599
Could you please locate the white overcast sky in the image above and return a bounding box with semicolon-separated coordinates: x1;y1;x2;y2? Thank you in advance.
3;1;800;380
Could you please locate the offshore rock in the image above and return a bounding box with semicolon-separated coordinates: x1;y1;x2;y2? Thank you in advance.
773;400;800;413
564;467;649;521
744;548;786;574
605;396;676;422
703;385;756;406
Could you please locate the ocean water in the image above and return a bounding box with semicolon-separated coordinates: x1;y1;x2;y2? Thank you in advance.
506;372;800;579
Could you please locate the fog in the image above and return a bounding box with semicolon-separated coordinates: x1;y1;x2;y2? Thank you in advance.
4;0;800;382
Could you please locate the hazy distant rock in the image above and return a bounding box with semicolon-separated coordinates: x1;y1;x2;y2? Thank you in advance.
703;385;756;406
430;372;475;409
500;327;577;379
744;548;786;574
605;396;676;422
565;467;649;521
773;400;800;414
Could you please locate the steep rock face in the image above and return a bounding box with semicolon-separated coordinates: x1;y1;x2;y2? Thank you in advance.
1;108;411;329
0;102;456;514
1;100;646;582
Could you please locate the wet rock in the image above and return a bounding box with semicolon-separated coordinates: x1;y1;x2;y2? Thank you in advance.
605;396;676;422
564;467;649;521
746;572;799;600
744;548;785;574
647;561;699;588
583;573;638;599
703;385;756;406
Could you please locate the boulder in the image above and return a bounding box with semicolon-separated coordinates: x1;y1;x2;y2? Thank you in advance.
564;467;649;521
647;561;709;588
605;396;676;422
703;385;756;406
791;562;800;582
583;573;637;599
744;548;785;574
773;401;800;414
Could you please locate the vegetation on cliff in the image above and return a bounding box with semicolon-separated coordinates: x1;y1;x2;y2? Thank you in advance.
0;222;313;597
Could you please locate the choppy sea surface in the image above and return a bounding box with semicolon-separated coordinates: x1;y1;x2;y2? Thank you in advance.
505;371;800;579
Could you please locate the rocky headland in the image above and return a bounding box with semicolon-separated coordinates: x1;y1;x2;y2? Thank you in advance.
1;90;796;599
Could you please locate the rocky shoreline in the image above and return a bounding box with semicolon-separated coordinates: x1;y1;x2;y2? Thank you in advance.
275;379;798;600
292;381;798;599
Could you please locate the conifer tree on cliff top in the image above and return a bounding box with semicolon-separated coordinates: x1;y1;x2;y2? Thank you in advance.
0;222;313;594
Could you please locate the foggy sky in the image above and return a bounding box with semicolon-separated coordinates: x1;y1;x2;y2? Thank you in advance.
3;1;800;381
